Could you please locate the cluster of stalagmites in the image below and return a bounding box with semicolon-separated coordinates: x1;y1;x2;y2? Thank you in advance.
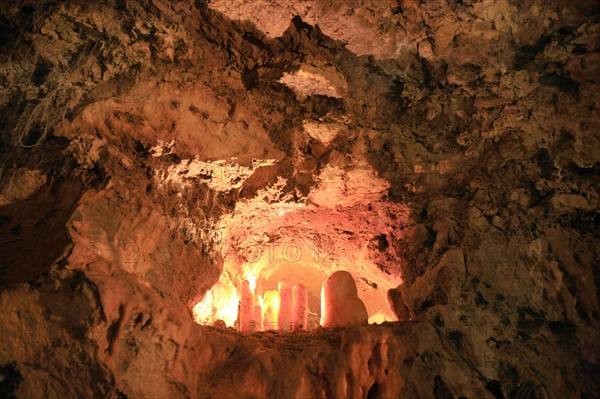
235;271;369;332
239;278;309;332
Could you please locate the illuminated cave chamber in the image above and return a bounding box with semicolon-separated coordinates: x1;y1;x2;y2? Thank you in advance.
192;164;410;331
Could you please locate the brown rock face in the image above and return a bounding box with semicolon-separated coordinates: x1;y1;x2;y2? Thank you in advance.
387;287;411;321
0;0;598;398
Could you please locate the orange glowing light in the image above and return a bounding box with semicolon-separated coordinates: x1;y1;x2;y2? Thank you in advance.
192;272;239;327
246;273;257;293
262;290;279;330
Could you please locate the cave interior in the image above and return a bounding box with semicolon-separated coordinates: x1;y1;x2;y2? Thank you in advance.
0;0;599;398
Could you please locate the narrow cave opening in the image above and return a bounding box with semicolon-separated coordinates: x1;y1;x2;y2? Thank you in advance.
180;158;410;332
192;217;405;332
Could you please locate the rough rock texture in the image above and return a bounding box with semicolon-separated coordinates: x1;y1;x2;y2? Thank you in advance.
0;0;598;398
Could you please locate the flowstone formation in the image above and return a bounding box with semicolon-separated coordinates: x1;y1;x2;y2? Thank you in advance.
0;0;598;398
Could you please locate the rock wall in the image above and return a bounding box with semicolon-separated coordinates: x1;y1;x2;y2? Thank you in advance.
0;0;598;398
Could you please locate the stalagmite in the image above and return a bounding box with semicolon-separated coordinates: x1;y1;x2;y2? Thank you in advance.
292;284;308;331
240;279;254;332
320;271;368;328
253;299;263;332
263;290;279;330
277;279;293;332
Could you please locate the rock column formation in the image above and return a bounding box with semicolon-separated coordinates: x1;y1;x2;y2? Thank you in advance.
277;279;293;331
292;283;308;331
239;279;254;332
252;300;263;332
320;271;368;328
